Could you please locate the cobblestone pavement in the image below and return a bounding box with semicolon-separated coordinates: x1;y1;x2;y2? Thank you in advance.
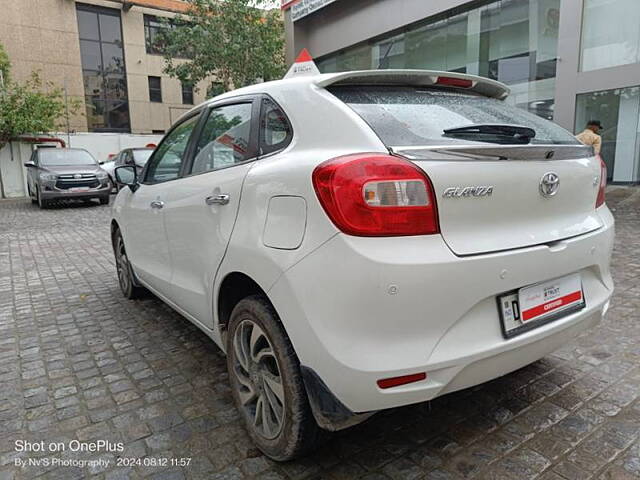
0;189;639;480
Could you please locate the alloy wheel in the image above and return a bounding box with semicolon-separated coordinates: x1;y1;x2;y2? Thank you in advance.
116;236;131;293
232;319;286;440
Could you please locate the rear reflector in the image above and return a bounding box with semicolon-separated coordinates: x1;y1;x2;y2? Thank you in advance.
377;372;427;389
436;76;473;88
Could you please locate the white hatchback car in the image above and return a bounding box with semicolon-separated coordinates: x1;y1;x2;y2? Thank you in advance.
111;68;614;460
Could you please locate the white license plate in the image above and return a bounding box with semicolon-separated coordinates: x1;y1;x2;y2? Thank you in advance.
69;187;90;192
499;273;585;338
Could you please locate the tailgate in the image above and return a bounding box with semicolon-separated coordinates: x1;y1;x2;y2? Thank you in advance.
399;146;603;255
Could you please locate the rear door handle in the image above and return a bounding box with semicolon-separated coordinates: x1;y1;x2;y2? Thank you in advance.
205;194;230;206
150;200;164;209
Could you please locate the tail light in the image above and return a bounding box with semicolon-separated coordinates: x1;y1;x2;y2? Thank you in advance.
312;153;439;236
596;155;607;208
436;76;473;88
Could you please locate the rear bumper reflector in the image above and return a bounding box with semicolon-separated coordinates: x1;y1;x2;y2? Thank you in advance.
377;372;427;389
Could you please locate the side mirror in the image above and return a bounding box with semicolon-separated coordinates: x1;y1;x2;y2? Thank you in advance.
115;165;138;191
24;161;36;168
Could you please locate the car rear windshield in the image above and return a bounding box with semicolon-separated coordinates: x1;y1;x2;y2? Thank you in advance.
132;149;153;167
39;149;96;166
329;86;579;147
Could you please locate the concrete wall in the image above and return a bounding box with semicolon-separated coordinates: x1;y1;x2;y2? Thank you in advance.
0;142;32;199
0;0;87;131
65;132;163;164
0;133;162;199
111;1;212;132
0;0;215;134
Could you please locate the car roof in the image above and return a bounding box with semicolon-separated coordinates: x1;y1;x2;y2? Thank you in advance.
176;69;510;125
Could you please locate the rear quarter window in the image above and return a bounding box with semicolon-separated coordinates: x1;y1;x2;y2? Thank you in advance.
328;86;579;147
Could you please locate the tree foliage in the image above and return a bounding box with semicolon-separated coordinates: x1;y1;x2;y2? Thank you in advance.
0;43;71;148
158;0;285;94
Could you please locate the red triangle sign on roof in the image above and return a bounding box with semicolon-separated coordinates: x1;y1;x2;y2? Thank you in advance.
295;48;313;63
284;48;320;79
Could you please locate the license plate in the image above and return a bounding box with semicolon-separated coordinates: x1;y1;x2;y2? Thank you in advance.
69;187;90;192
498;273;585;338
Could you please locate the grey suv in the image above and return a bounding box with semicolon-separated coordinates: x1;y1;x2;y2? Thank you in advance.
25;148;111;208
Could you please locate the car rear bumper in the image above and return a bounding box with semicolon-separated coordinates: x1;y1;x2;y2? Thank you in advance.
268;206;614;415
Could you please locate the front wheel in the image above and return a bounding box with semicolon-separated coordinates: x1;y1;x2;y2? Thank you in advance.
100;196;110;205
227;295;322;461
113;229;145;299
36;188;48;209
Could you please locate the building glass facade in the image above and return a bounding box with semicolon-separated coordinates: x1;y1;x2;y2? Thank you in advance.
317;0;561;120
576;87;640;182
580;0;640;72
76;3;131;132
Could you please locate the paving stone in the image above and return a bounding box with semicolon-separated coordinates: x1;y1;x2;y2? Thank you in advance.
0;191;639;480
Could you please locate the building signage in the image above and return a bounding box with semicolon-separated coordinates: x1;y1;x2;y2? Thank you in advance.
281;0;338;22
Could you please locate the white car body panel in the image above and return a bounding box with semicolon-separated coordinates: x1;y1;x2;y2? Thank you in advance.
268;207;613;411
121;183;173;293
413;157;604;255
112;69;614;418
164;163;254;326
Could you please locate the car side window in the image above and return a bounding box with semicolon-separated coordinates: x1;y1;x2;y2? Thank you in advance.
191;103;253;175
145;114;199;183
259;98;292;156
124;151;134;166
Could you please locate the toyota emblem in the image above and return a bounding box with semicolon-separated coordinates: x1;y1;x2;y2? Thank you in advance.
74;174;82;179
540;172;560;197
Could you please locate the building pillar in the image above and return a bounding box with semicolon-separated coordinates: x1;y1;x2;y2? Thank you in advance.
553;0;583;130
466;9;481;75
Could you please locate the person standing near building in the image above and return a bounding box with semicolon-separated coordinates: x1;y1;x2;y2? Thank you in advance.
576;120;603;154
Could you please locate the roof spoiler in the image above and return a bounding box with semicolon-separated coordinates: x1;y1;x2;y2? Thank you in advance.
316;70;510;100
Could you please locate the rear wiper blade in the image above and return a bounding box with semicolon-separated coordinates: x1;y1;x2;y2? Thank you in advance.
443;124;536;144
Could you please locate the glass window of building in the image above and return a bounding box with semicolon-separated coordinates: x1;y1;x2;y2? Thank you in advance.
316;0;560;120
181;82;194;105
144;15;166;55
144;15;190;57
576;87;640;182
580;0;640;72
148;77;162;103
76;4;130;132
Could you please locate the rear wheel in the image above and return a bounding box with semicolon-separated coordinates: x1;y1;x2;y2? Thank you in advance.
113;229;145;299
227;295;322;461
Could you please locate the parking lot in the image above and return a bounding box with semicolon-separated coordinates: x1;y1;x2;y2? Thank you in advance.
0;188;639;480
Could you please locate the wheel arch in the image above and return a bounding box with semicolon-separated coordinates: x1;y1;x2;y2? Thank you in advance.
110;219;121;248
216;271;277;347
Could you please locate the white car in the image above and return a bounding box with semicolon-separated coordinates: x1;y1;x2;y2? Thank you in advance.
99;158;116;189
111;68;614;460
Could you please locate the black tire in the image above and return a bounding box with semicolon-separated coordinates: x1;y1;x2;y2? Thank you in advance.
100;196;110;205
113;229;145;299
226;295;322;461
109;176;119;193
36;188;49;209
29;186;37;204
